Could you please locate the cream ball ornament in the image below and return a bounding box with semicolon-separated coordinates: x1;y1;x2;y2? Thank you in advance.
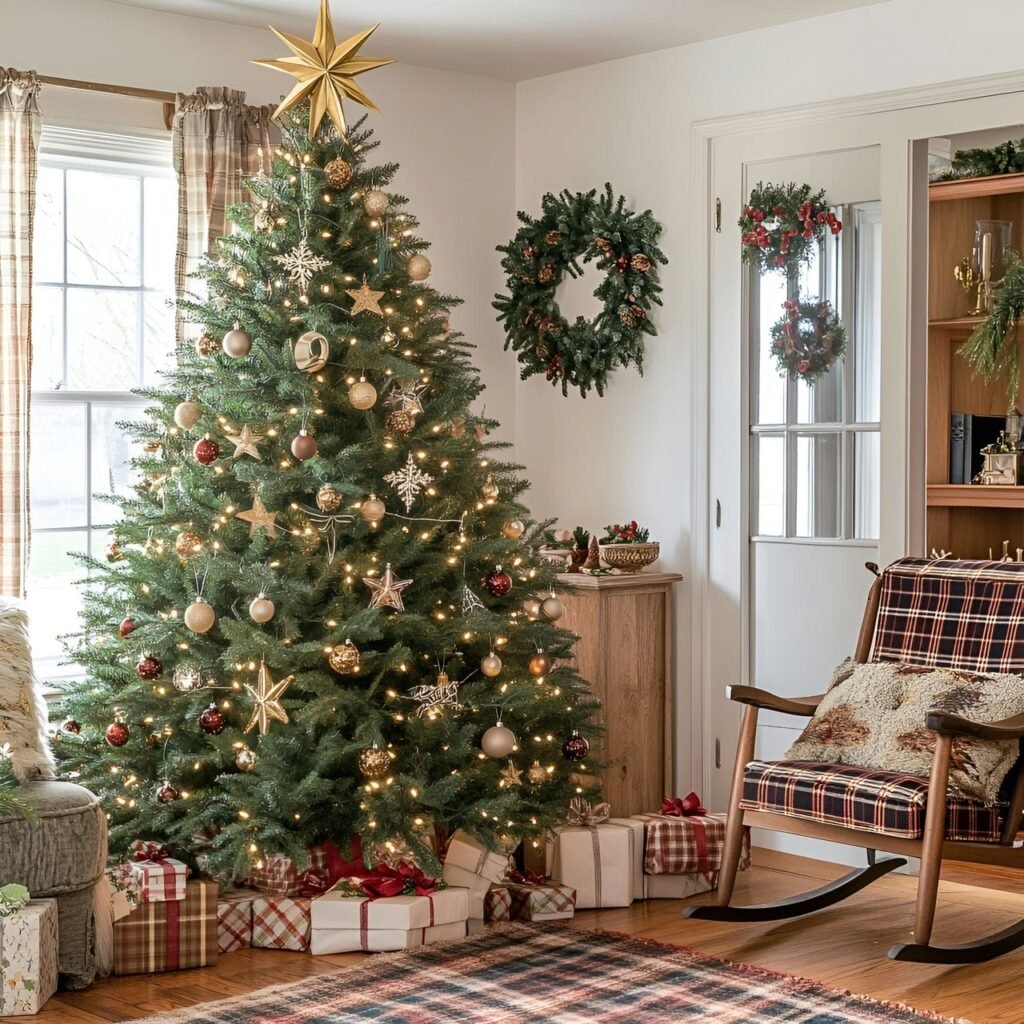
501;519;525;541
184;599;216;634
235;746;258;772
406;254;432;281
361;494;386;524
222;320;252;357
522;598;541;620
316;484;343;512
541;594;564;622
481;721;517;759
480;651;503;678
348;377;377;410
363;189;389;217
293;331;329;373
249;594;275;623
173;400;202;431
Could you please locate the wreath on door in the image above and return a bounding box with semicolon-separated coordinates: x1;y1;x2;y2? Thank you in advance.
493;184;667;398
769;299;846;382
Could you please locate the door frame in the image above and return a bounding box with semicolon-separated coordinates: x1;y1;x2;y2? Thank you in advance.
687;69;1024;803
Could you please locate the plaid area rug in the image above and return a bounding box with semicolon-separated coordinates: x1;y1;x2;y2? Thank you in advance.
138;925;968;1024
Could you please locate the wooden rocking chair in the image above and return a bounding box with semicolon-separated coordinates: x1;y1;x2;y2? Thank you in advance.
685;557;1024;964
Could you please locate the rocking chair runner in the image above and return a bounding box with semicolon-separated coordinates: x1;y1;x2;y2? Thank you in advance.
685;557;1024;964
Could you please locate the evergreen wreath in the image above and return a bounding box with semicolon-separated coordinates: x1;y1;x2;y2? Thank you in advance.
739;182;841;277
770;298;847;383
961;252;1024;403
493;184;667;398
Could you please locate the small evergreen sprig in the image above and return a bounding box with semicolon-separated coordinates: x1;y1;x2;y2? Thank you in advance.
932;139;1024;182
571;527;590;550
600;521;651;544
0;754;34;823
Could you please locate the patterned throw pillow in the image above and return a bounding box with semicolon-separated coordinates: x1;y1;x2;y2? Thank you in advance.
785;659;1024;805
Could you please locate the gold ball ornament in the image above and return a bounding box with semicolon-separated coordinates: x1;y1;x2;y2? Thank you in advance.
328;639;360;675
316;484;343;512
480;651;503;678
528;650;552;677
105;540;125;563
521;598;541;620
541;594;564;622
481;475;500;500
385;409;415;435
235;746;258;772
173;400;202;430
175;531;204;560
172;663;202;692
380;327;398;350
222;321;252;357
249;594;275;623
195;332;220;357
324;158;353;189
184;599;216;634
293;331;329;373
406;254;432;281
501;519;525;541
363;189;389;217
348;377;378;410
361;494;386;524
481;722;517;759
358;745;391;779
527;761;547;785
291;430;319;461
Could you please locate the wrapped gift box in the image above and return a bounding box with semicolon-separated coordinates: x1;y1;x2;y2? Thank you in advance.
310;881;468;954
106;863;143;922
113;880;217;975
438;864;491;919
0;898;58;1016
217;888;259;954
442;830;510;887
252;896;311;951
644;873;715;900
485;886;511;923
507;880;575;922
127;841;188;904
546;813;644;909
632;811;750;880
247;839;364;897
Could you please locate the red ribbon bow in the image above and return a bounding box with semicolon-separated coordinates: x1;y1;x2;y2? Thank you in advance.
130;840;168;863
508;867;547;886
660;792;707;817
353;862;441;899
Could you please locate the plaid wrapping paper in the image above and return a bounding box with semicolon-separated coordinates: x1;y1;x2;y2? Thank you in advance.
246;853;302;897
631;811;750;879
129;857;188;903
246;840;364;896
484;886;511;923
252;896;312;951
113;880;218;975
506;881;575;921
873;557;1024;672
217;888;259;954
741;760;1003;842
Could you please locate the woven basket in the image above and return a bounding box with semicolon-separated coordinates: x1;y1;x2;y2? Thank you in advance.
599;542;659;573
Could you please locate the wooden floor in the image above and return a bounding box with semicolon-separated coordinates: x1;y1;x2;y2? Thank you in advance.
17;850;1024;1024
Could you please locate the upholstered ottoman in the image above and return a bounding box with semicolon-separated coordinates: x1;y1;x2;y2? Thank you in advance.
0;780;106;989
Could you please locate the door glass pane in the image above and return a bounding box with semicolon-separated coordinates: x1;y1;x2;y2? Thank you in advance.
26;530;87;671
854;431;881;540
797;360;842;425
854;201;882;423
31;285;64;391
66;288;139;390
754;271;787;425
34;166;64;283
795;433;841;538
66;169;140;286
754;434;785;536
30;402;87;530
91;403;143;525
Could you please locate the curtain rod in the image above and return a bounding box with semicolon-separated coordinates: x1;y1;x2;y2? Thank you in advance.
38;75;176;129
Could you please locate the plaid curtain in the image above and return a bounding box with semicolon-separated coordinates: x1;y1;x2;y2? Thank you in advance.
0;69;40;598
172;86;272;341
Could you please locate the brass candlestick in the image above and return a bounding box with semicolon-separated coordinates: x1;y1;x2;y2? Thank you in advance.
954;257;984;316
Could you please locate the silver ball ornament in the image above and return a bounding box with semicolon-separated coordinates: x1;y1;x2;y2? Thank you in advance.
172;663;202;692
222;321;252;357
522;598;541;620
249;594;275;623
184;599;216;634
541;595;564;622
481;722;517;759
173;400;202;430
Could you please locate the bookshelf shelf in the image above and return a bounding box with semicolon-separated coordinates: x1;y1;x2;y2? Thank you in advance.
927;485;1024;509
929;316;984;335
929;172;1024;203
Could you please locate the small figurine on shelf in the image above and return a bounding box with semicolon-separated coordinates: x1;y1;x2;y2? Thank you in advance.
568;527;590;573
980;430;1023;485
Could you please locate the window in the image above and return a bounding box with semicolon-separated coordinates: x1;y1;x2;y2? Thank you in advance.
28;127;176;681
750;201;882;541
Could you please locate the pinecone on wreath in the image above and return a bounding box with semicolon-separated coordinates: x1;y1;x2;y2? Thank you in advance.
618;305;637;327
545;230;562;245
631;253;652;272
538;263;555;284
594;236;612;253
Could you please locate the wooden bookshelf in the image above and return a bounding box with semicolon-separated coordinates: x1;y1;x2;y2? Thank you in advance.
927;174;1024;558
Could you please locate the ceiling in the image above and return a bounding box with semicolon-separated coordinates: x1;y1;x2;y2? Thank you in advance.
107;0;887;80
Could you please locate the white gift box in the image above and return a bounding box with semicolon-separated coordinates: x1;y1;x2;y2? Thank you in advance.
610;817;646;901
0;899;58;1016
439;863;492;919
311;920;467;954
546;820;637;909
643;872;715;900
442;830;510;886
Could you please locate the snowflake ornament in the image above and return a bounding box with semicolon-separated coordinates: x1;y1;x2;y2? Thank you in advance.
459;584;485;615
273;235;330;292
408;672;464;718
384;453;434;512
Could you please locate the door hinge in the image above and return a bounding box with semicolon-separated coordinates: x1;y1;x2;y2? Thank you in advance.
715;499;722;528
715;738;722;769
714;197;722;233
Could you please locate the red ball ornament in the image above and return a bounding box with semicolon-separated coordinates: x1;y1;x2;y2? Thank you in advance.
291;430;318;461
137;654;163;680
484;565;512;597
105;721;130;747
61;719;81;734
198;704;226;735
119;615;136;639
562;730;590;762
156;782;179;804
193;436;220;465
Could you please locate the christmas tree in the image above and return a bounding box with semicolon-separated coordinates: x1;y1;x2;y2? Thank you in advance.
55;8;599;879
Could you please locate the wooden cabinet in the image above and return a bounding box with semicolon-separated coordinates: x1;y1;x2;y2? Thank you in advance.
556;571;683;818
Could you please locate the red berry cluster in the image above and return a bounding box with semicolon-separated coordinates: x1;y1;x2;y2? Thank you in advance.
739;185;841;275
545;353;563;380
604;520;649;543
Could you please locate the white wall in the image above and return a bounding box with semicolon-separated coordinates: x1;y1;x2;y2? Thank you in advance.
5;0;518;434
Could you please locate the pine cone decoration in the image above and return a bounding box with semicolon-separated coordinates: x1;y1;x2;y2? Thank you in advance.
545;230;562;246
618;305;637;327
194;333;220;357
537;264;555;284
594;236;612;253
324;158;353;189
386;409;416;435
631;253;652;272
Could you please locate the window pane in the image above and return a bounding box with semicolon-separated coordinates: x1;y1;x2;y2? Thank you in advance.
854;201;882;423
144;176;177;290
31;285;64;391
754;271;787;425
66;288;139;390
30;401;87;530
795;433;841;538
143;292;176;385
66;169;140;286
754;434;785;536
797;360;843;424
34;166;64;283
26;530;87;673
854;431;881;540
91;403;144;525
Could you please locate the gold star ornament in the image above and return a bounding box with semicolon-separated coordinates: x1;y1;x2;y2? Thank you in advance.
225;424;264;460
236;495;278;538
346;275;385;316
499;761;523;787
244;661;293;736
364;562;412;611
252;0;395;140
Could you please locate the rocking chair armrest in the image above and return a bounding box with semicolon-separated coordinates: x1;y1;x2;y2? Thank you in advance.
726;685;825;717
925;711;1024;741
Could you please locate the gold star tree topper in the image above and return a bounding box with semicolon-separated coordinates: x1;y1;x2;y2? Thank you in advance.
252;0;395;140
